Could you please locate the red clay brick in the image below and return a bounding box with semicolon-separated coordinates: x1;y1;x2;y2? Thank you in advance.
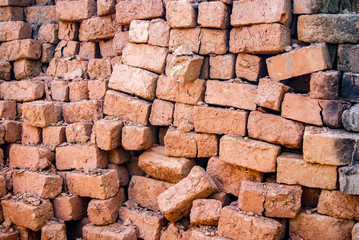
12;171;63;199
205;80;257;111
158;166;218;222
2;194;53;231
82;222;137;240
0;21;32;42
79;15;119;41
56;144;108;170
21;124;41;144
50;80;68;102
69;80;88;101
310;71;340;99
198;1;228;29
128;175;173;211
56;0;96;21
78;41;97;59
149;99;174;126
113;31;129;55
267;43;332;81
289;211;354;240
54;40;80;58
66;169;119;199
173;103;195;131
97;0;115;16
121;125;154;150
22;101;58;128
200;29;228;55
129;20;149;43
93;119;123;151
0;231;19;240
138;146;195;183
190;199;222;226
248;111;305;149
166;1;196;28
108;64;158;100
41;220;67;240
108;164;130;187
119;201;167;240
109;147;130;164
25;5;56;25
0;6;23;21
103;90;151;125
281;93;323;126
167;54;204;83
160;221;192;240
220;135;281;172
58;21;79;41
164;128;218;158
0;59;11;80
66;123;93;144
218;204;282;240
209;54;235;80
42;126;66;146
0;39;42;61
9;144;54;170
3;120;21;143
87;58;112;80
41;43;56;63
0;175;7;198
256;77;290;111
231;0;291;26
169;28;200;54
88;79;108;100
13;59;41;80
277;152;338;189
38;23;59;44
62;100;103;123
148;18;170;47
193;105;248;136
230;24;290;54
1;80;44;102
206;156;263;196
53;194;88;221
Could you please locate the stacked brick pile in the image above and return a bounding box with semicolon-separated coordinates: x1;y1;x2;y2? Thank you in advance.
0;0;359;239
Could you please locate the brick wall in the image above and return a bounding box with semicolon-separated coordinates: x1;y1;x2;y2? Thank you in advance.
0;0;359;239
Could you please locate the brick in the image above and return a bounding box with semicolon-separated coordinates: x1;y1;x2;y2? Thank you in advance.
148;18;170;47
113;31;129;55
0;39;41;61
66;123;92;144
173;103;194;130
317;190;359;220
298;14;359;44
230;24;290;54
160;220;193;240
158;166;218;222
199;29;227;55
79;15;119;41
119;201;166;240
108;164;129;186
41;220;67;240
50;80;68;102
97;0;115;16
115;0;163;25
0;59;11;80
157;75;205;105
281;93;323;126
267;43;331;81
79;42;97;60
13;59;41;80
22;101;58;128
122;125;154;150
235;53;265;82
58;21;79;41
56;144;108;170
198;1;228;29
292;0;321;14
169;28;200;53
277;152;337;189
88;192;123;225
99;39;116;57
209;54;235;80
2;195;53;231
207;156;263;196
341;72;359;102
238;181;302;218
88;79;108;100
12;171;62;199
339;165;359;195
3;120;21;143
231;0;291;26
104;90;151;125
54;40;80;58
93;119;122;151
205;80;257;111
343;104;359;132
56;0;96;21
88;58;112;80
24;5;56;25
190;228;229;240
22;124;41;144
0;21;31;42
109;147;129;164
338;44;359;73
190;199;222;226
353;223;359;240
0;101;16;120
193;106;247;136
248;111;305;149
303;126;359;166
219;135;281;172
53;194;88;221
164;128;218;158
66;169;119;199
38;23;59;44
166;1;196;28
12;226;39;240
83;223;137;240
128;175;173;211
319;100;348;128
0;6;23;21
218;204;282;240
167;54;203;84
42;126;66;145
0;126;4;145
138;146;195;183
62;100;103;123
310;70;340;99
0;0;33;6
0;175;6;197
108;64;157;100
0;231;19;240
256;78;288;111
128;20;149;43
149;99;174;126
41;43;55;63
289;211;354;240
122;43;168;74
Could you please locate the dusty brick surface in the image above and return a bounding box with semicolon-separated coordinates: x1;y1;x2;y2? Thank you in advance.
66;123;93;144
209;54;235;80
56;0;96;21
149;99;174;126
121;125;154;151
198;1;228;29
82;222;137;240
93;119;123;151
53;194;88;221
62;100;103;123
79;15;119;41
129;20;149;43
41;220;67;240
169;28;200;53
166;1;196;28
190;199;222;226
0;39;42;61
0;21;32;42
0;6;23;21
256;77;290;111
9;144;54;170
1;80;44;102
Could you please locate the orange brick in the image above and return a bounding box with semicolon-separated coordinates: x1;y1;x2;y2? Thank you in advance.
41;43;55;63
88;58;112;79
42;126;66;145
56;144;108;170
230;24;290;54
108;164;130;187
13;59;41;80
88;79;108;100
0;59;11;80
129;20;149;43
82;222;137;240
41;220;67;240
149;99;174;126
62;100;103;123
0;6;23;21
54;40;80;58
1;80;44;102
66;123;92;144
103;90;151;125
113;31;129;55
97;0;115;16
22;101;58;127
0;231;19;240
79;41;97;59
0;21;32;42
190;199;222;226
3;120;22;143
169;28;200;53
310;71;340;99
209;54;235;80
79;14;118;41
0;39;41;61
53;194;88;221
50;80;69;102
58;21;79;41
21;124;41;144
148;18;170;47
219;135;281;172
277;152;337;189
56;0;96;21
158;166;218;222
93;119;123;151
256;77;289;111
66;169;119;199
99;39;116;57
38;23;59;44
138;146;195;183
109;147;130;164
206;156;263;196
167;54;204;83
121;125;154;151
200;29;228;55
173;103;194;131
198;1;228;29
166;1;196;28
9;144;54;170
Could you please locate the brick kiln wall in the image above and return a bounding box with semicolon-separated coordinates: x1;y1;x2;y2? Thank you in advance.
0;0;359;239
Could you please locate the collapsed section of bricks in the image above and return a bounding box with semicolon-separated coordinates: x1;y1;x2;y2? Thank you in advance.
0;0;359;239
